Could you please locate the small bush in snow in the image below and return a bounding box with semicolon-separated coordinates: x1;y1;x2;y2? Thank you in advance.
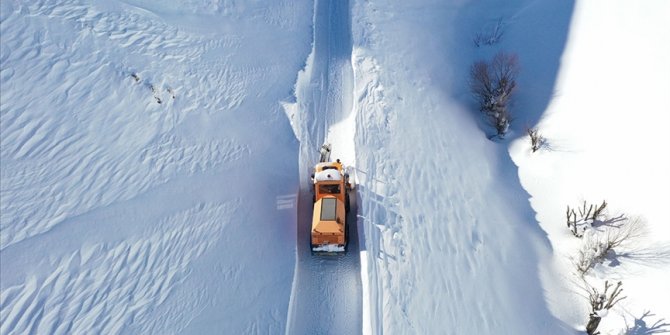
526;127;545;152
584;280;626;335
469;52;519;138
573;217;643;275
602;216;644;249
473;18;505;47
566;200;607;237
574;232;608;275
149;84;162;104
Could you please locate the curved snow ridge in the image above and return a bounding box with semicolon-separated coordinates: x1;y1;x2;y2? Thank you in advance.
0;1;250;249
0;201;237;335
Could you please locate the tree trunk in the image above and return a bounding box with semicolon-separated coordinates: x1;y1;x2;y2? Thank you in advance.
586;314;601;335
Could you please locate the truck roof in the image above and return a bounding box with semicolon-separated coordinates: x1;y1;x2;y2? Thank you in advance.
314;169;342;182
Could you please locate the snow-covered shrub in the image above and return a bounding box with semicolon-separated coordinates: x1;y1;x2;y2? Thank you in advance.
574;231;609;275
573;216;644;275
473;18;505;47
469;52;519;138
584;280;626;335
526;127;545;152
149;84;162;104
602;216;644;250
566;200;607;237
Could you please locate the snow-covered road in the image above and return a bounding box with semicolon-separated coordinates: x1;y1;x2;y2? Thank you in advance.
285;0;363;334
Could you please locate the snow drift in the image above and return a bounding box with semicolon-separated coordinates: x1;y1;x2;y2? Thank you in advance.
1;0;311;333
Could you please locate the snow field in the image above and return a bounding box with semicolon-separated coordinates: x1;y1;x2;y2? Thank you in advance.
1;202;237;335
2;0;312;333
0;0;250;250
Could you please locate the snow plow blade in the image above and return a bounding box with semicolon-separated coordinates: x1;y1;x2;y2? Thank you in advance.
311;244;346;255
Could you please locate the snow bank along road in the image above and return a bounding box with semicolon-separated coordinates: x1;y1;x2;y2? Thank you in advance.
285;0;363;334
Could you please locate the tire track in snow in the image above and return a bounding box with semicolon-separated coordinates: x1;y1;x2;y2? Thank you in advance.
284;0;363;334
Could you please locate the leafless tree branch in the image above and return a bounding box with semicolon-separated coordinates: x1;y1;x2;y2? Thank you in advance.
469;52;519;137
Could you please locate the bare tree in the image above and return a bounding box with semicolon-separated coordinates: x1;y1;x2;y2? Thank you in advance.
470;52;519;137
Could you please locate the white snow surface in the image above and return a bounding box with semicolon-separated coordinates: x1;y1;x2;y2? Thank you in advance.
350;1;566;333
1;0;311;333
509;1;670;333
350;0;669;334
2;0;669;334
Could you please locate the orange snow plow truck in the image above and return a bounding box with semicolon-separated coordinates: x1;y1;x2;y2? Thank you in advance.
310;145;351;253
